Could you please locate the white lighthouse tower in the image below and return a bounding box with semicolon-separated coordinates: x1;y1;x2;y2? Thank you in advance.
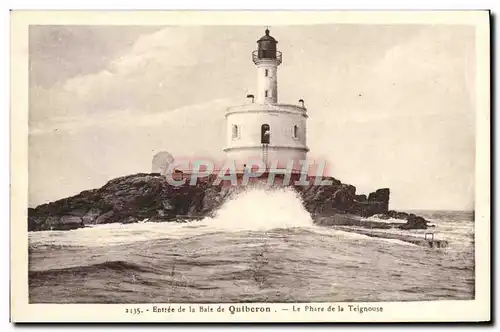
224;28;309;172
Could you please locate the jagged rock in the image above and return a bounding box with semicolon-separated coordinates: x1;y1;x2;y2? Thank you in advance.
82;208;101;225
355;194;367;202
368;188;390;201
398;213;429;230
28;209;45;232
386;210;409;220
26;172;425;232
29;215;83;231
122;216;138;224
162;199;173;210
59;216;84;229
95;211;114;224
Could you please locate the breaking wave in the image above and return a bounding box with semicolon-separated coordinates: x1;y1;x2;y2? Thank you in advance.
203;187;314;231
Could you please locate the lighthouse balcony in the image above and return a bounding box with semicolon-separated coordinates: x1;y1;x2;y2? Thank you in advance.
226;103;307;118
252;50;282;65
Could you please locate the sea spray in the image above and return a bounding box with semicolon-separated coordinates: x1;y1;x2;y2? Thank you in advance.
203;186;314;231
28;187;314;247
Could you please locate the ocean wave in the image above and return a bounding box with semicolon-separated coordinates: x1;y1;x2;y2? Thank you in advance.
29;187;316;248
302;226;417;247
29;260;154;276
360;216;407;224
407;210;474;224
202;187;314;231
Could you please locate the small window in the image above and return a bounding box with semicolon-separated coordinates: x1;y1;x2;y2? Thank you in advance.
232;125;239;139
265;69;269;77
261;124;270;144
265;90;268;98
293;125;299;139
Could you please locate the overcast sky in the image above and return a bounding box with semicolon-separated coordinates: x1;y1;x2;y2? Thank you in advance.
28;25;476;210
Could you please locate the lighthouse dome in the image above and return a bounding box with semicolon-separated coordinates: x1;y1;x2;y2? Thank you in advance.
256;29;279;60
257;28;277;43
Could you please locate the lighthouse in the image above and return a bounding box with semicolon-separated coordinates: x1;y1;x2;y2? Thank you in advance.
223;28;309;172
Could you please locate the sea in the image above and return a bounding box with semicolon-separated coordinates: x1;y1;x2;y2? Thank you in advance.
28;187;475;303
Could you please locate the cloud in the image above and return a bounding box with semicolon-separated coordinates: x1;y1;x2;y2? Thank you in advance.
30;26;257;126
29;98;236;136
29;25;163;87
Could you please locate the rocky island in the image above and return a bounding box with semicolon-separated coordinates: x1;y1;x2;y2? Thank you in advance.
27;173;433;232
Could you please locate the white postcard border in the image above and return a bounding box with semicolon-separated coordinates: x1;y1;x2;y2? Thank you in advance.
10;10;491;323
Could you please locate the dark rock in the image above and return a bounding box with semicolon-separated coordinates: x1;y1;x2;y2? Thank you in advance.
32;215;83;231
59;216;84;230
355;194;367;202
386;210;409;220
82;208;101;225
368;188;390;202
26;172;426;232
398;213;429;230
28;213;45;232
95;211;114;224
122;216;138;224
377;210;409;221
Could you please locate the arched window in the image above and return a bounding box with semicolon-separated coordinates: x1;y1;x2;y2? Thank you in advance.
293;125;299;139
265;90;269;98
261;124;270;144
232;125;239;139
265;69;269;77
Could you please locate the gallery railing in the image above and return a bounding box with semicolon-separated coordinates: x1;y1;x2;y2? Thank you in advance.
252;50;282;65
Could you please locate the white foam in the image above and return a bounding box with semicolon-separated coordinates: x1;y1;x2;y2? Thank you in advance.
29;221;203;247
29;187;315;247
361;215;407;224
201;187;314;231
306;226;416;246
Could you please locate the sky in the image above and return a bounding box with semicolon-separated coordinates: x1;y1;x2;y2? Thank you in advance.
28;25;476;210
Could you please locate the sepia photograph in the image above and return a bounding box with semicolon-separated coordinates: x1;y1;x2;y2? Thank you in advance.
10;10;490;322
